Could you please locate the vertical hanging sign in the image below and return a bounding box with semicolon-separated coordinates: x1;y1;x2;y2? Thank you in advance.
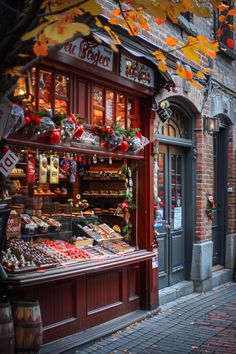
27;154;36;183
0;148;19;176
50;155;59;184
39;155;48;184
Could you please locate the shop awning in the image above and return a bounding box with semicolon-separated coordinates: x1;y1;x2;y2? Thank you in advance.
93;32;175;88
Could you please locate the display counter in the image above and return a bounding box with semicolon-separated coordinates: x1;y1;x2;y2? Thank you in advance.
1;249;154;343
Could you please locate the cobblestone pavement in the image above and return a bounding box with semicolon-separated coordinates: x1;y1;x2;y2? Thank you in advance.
63;282;236;354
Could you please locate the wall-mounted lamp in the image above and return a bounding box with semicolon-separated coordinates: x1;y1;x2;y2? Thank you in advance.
203;115;220;134
152;99;173;123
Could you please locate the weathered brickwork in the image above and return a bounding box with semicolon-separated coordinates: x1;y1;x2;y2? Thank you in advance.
99;1;236;260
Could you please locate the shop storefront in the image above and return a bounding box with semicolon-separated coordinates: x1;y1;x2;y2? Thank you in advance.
0;34;166;345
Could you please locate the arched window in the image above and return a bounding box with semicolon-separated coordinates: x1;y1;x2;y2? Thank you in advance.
158;106;191;139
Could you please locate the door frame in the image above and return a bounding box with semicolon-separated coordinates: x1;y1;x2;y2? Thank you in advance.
157;138;195;281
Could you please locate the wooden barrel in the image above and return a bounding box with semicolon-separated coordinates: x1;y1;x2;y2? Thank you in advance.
11;300;43;354
0;301;15;354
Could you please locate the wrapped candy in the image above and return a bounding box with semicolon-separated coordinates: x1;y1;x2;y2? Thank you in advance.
3;104;25;138
61;118;76;139
39;116;56;133
128;134;149;152
107;134;123;151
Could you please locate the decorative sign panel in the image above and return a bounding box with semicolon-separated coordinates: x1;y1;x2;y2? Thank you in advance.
0;148;19;177
120;54;155;88
60;38;114;71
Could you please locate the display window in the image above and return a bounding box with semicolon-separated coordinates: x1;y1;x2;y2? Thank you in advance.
28;67;139;128
1;147;139;273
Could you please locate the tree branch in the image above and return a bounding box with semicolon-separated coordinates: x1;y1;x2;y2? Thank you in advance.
38;0;89;17
0;0;43;63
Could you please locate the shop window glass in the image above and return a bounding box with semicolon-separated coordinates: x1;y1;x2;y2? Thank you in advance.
127;98;135;115
38;70;52;112
55;74;68;97
116;94;126;128
93;86;103;107
93;109;104;126
55;99;68;114
105;90;115;126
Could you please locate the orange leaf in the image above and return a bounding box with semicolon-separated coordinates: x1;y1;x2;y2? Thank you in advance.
165;36;179;46
157;60;167;72
217;4;229;11
205;49;217;59
111;9;121;16
33;41;48;56
227;9;236;16
216;28;224;37
185;69;194;80
219;15;226;23
229;24;235;32
153;50;166;61
226;38;234;48
108;17;120;25
128;10;137;21
155;17;166;25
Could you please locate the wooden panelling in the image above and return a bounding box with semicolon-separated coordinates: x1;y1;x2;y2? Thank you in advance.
34;280;77;327
128;265;140;302
87;270;122;315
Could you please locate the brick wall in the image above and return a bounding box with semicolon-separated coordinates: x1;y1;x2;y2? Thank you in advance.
98;1;236;243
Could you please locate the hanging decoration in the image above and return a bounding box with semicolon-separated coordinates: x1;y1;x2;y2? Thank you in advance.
116;160;136;241
205;193;216;221
95;125;149;152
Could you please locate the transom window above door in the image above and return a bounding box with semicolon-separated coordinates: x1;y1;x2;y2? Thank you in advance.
158;107;192;139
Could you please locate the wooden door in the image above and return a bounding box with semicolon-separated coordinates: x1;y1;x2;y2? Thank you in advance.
157;144;186;289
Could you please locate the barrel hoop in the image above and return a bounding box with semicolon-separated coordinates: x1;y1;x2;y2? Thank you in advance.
14;322;42;329
11;301;39;307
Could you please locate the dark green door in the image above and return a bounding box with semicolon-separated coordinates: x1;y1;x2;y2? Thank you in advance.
157;144;185;289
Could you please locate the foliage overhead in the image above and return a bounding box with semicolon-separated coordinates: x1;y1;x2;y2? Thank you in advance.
0;0;236;99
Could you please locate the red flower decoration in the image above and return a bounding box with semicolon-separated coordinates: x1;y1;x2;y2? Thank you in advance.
50;129;61;144
226;38;234;49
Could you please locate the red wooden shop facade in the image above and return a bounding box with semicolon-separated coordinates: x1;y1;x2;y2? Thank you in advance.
1;35;162;344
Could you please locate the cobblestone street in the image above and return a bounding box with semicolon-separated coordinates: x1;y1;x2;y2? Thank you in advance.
62;282;236;354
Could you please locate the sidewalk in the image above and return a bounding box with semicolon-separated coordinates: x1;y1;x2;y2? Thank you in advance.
56;282;236;354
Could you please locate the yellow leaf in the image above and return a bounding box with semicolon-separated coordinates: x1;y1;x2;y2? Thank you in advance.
165;36;179;46
138;15;149;31
80;1;101;16
157;60;168;72
111;9;121;16
196;71;206;79
44;22;90;44
182;46;200;63
104;26;121;44
128;10;137;21
189;79;204;91
21;23;47;41
18;53;29;57
153;50;166;61
127;23;138;36
197;35;208;43
95;16;103;28
227;9;236;16
108;17;120;25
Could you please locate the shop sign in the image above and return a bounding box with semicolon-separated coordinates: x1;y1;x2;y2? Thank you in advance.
0;149;19;177
60;38;114;71
120;55;155;88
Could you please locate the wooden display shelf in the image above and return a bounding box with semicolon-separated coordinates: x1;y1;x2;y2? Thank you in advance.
83;194;124;199
9;174;26;177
